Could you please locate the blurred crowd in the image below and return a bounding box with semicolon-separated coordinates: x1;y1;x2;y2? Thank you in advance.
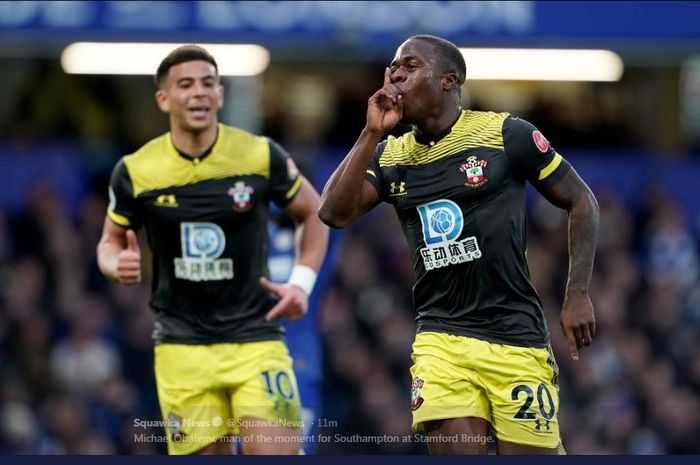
1;165;698;454
0;58;699;455
0;179;164;454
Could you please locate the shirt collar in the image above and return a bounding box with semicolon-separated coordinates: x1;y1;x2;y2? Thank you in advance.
172;127;219;162
413;110;464;146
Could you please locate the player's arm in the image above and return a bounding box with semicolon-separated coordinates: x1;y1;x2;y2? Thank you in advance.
97;158;142;285
503;117;599;360
261;178;329;321
535;169;599;360
318;67;402;228
97;218;141;285
261;141;330;321
283;177;329;275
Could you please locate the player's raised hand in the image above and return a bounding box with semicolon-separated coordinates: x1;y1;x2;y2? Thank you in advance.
117;229;142;285
366;67;403;134
260;276;309;322
560;291;596;361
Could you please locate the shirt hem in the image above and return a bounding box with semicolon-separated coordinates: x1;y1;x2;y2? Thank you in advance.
416;324;549;348
154;333;284;345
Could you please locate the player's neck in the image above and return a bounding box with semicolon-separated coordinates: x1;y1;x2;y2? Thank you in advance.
414;106;462;141
170;123;218;158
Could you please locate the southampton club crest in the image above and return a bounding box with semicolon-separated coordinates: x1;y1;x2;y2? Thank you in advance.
411;377;425;411
228;181;254;212
167;413;186;442
459;155;488;188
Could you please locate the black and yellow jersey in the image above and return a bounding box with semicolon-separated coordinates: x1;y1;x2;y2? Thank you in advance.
366;110;571;347
108;124;302;343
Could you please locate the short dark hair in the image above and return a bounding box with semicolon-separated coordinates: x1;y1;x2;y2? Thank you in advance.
410;35;466;86
155;45;218;87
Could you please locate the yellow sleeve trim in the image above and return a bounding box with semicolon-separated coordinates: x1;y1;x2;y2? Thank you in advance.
538;153;563;181
285;175;303;200
108;209;131;227
366;169;377;178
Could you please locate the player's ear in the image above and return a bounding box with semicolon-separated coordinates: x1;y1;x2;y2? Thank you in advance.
155;89;170;113
216;82;224;110
442;72;458;91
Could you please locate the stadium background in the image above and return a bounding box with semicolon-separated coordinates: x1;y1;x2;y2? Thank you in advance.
1;1;699;454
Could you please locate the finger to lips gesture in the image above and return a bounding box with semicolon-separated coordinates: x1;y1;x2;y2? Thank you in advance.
367;67;403;133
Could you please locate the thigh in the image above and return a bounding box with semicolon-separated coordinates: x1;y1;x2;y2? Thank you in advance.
239;422;302;455
154;343;231;455
297;378;320;455
423;417;491;455
229;341;303;454
498;439;565;455
479;343;562;451
410;332;490;432
197;437;237;455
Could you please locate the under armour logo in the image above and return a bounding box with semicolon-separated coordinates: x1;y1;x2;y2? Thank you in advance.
389;181;406;195
534;419;551;431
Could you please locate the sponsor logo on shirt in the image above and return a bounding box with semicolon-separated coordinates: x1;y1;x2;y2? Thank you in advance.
286;158;299;180
416;199;482;270
389;181;407;197
174;222;234;282
155;194;179;208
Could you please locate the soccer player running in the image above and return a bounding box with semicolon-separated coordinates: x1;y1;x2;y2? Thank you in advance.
97;45;328;455
318;35;599;455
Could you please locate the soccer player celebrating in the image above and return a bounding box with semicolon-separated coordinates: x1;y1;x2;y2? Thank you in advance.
97;45;328;455
318;35;599;454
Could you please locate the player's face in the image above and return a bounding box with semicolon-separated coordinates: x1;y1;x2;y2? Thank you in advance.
389;39;444;124
156;60;224;133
